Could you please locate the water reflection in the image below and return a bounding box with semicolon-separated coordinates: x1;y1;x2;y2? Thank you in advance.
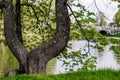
1;40;120;75
115;54;120;64
46;58;57;74
54;40;120;74
96;45;120;69
0;43;19;76
0;42;6;75
112;46;120;65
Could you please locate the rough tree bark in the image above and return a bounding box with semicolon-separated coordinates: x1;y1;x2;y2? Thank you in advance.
2;0;28;76
15;0;23;43
0;0;70;76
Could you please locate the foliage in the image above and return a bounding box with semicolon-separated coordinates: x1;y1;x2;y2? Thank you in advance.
57;0;111;72
113;32;120;37
0;0;56;75
1;69;120;80
17;0;109;72
110;46;120;54
58;48;97;72
58;36;109;72
109;38;120;44
113;0;120;27
0;0;56;50
21;0;56;51
0;0;118;75
109;34;120;54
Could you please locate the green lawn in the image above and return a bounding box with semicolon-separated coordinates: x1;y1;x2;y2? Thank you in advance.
1;69;120;80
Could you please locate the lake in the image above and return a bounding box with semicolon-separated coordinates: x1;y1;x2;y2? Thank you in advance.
48;40;120;74
0;40;120;75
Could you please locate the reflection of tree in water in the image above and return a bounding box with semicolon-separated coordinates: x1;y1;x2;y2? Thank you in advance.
46;58;57;74
0;42;57;76
113;46;120;65
115;54;120;65
0;27;19;76
0;42;6;75
0;25;57;75
0;42;19;76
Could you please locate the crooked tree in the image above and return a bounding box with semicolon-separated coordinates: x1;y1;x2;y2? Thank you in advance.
0;0;70;76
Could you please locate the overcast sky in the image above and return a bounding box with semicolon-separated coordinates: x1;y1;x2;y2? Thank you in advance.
77;0;119;23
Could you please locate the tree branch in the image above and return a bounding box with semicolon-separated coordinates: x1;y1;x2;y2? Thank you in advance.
47;0;54;30
3;0;28;73
21;3;53;30
27;0;70;73
16;0;23;43
67;3;92;54
0;1;6;9
21;3;40;26
67;3;89;40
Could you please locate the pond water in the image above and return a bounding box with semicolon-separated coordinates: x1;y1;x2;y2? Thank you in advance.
1;40;120;75
49;40;120;74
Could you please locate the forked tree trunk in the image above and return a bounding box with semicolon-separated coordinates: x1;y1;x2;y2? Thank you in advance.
2;0;28;76
1;0;70;76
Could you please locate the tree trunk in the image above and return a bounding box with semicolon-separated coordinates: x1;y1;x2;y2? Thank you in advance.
1;0;70;76
15;0;23;43
2;0;28;76
27;0;70;74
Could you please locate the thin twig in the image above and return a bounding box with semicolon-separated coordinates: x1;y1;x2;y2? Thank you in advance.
93;0;110;21
38;1;54;30
21;4;40;24
67;3;88;40
67;3;91;54
45;0;54;30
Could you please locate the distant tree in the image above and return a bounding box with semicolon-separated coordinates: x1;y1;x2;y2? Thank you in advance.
114;9;120;27
97;11;107;26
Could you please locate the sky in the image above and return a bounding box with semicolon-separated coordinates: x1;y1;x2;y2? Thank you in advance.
78;0;119;24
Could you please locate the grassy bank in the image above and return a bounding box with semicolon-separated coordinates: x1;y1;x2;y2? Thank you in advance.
1;69;120;80
112;32;120;37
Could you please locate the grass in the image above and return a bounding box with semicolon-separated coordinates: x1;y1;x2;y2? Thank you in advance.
1;69;120;80
112;32;120;37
